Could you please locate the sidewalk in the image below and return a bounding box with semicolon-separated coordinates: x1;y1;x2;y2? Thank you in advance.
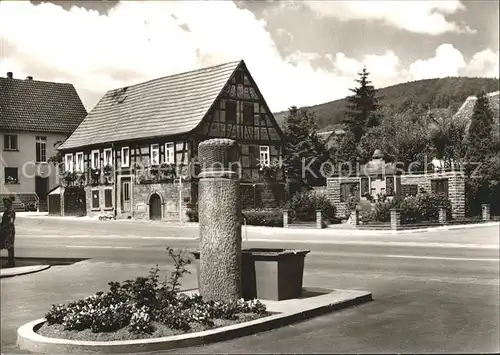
0;265;50;279
0;259;199;354
17;212;500;236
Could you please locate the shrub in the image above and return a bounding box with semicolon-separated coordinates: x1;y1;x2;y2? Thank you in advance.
417;192;452;221
288;190;336;223
242;208;283;227
186;202;198;222
397;193;452;224
374;198;402;222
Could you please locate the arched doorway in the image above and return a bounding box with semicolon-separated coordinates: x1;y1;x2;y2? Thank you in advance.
149;193;162;220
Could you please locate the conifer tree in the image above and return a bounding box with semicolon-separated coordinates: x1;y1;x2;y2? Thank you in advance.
282;106;330;187
464;91;500;216
466;91;494;161
344;66;381;142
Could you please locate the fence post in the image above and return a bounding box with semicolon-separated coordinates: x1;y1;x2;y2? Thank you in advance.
283;210;289;228
350;209;359;226
438;206;447;224
316;210;322;229
390;208;401;231
482;204;491;221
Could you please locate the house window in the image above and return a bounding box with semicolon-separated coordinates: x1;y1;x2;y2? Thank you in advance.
165;143;174;164
3;135;18;150
104;189;113;208
235;71;244;85
150;144;160;165
386;177;395;196
103;148;112;167
340;182;360;202
401;184;418;197
91;150;100;169
226;101;237;124
121;147;130;167
243;103;254;125
259;146;270;167
35;136;47;162
431;178;449;198
361;177;369;196
91;190;100;209
4;167;18;184
75;152;84;172
64;153;74;172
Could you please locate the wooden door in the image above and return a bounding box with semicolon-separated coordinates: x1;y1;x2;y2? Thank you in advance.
121;179;131;212
35;176;49;201
149;193;162;220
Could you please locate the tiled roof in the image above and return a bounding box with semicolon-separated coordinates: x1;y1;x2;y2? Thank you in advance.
0;77;87;133
453;91;500;138
58;60;243;150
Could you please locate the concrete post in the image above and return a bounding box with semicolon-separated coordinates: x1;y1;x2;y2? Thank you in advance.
283;210;289;228
198;138;242;302
390;208;401;230
316;210;322;229
438;206;447;224
482;204;491;221
350;209;359;226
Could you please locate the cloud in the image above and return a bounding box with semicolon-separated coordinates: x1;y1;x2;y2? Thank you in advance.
332;51;402;88
0;0;496;117
299;0;475;35
408;44;467;79
463;49;500;78
0;0;356;111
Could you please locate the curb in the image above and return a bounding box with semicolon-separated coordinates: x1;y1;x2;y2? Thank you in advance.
0;265;51;279
17;290;372;354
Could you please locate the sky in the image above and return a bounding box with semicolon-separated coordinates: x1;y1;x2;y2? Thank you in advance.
0;0;498;113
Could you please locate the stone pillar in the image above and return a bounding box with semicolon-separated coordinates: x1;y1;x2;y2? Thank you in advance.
438;206;447;224
350;209;359;226
482;204;491;221
390;208;401;231
316;210;322;229
198;138;242;302
283;210;289;228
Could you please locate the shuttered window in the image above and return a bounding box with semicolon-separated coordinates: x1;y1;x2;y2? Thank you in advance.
249;145;259;167
226;101;237;124
104;189;113;208
91;190;100;209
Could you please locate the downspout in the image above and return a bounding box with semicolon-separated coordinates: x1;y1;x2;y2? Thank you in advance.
112;142;117;219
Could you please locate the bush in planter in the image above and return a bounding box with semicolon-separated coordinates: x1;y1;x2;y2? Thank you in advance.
43;247;269;336
242;208;283;227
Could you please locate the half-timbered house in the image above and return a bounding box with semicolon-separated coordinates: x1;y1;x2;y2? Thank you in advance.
57;60;285;221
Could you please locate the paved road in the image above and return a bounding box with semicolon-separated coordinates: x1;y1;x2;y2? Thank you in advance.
1;216;499;353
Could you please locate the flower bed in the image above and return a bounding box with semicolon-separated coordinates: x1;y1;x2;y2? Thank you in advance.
36;248;269;342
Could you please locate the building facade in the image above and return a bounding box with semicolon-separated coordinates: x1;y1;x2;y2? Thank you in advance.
327;150;465;219
0;72;87;211
57;60;285;221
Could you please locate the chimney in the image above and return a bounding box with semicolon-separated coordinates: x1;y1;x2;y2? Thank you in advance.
26;76;33;80
6;72;13;79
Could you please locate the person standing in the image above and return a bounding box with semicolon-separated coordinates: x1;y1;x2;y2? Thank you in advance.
1;196;16;267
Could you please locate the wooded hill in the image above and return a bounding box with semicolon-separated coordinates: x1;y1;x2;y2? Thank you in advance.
273;77;500;132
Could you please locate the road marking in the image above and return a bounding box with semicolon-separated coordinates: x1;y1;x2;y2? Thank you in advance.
248;239;499;249
383;255;499;262
64;245;133;249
